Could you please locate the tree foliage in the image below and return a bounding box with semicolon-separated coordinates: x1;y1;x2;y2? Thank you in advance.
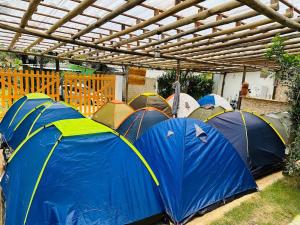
266;35;300;176
0;47;22;70
157;70;213;100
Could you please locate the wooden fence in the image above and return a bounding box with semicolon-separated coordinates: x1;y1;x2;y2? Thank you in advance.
0;69;60;118
0;69;115;118
63;72;115;117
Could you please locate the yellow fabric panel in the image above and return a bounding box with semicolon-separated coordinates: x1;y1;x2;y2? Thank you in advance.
26;93;51;99
92;102;134;129
53;118;116;137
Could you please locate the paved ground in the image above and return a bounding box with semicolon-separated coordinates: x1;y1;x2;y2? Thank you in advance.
188;171;284;225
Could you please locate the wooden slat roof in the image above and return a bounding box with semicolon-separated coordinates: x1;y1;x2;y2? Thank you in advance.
0;0;299;72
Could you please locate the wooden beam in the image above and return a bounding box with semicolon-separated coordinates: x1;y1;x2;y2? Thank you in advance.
114;0;243;47
94;0;203;45
54;0;148;56
8;0;42;50
237;0;300;30
0;22;260;69
24;0;97;52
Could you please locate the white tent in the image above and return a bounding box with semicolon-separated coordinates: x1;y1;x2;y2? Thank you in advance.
167;93;199;118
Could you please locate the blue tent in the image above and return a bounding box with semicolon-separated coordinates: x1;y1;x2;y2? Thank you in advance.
2;118;163;225
0;93;53;143
198;94;232;110
6;102;85;150
135;118;257;223
206;111;286;178
117;107;169;143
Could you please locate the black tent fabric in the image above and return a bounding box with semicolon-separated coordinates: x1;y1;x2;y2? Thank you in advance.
206;111;286;178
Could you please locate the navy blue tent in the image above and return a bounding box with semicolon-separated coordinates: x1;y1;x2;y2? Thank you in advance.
206;111;286;178
6;101;84;150
0;93;53;143
2;118;163;225
117;107;169;143
135;118;257;223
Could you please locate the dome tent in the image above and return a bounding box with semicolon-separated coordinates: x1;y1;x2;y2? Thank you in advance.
188;105;227;121
198;94;232;110
0;93;53;142
6;101;84;151
117;107;169;143
92;100;134;129
206;111;286;178
166;93;199;118
2;118;163;225
129;93;172;117
262;112;291;144
135;118;257;223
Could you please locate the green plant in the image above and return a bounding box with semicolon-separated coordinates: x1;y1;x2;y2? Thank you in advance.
0;45;22;70
266;35;300;176
157;70;213;99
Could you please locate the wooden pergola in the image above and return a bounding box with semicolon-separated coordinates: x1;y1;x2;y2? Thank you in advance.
0;0;299;72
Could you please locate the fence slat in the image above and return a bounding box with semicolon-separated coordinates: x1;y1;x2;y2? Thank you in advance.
0;69;115;118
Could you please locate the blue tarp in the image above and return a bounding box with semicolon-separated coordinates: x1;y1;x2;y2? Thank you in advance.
117;107;169;143
2;121;163;225
7;102;84;150
135;118;257;223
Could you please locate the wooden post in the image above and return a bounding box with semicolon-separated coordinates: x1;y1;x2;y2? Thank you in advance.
221;72;227;97
40;56;44;72
124;66;129;103
176;59;180;81
272;78;278;100
55;53;60;72
237;65;247;109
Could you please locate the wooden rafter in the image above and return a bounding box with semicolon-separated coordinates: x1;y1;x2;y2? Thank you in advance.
0;0;299;72
8;0;42;50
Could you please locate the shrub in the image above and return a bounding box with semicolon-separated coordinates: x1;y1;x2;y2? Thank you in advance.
157;70;213;99
266;35;300;176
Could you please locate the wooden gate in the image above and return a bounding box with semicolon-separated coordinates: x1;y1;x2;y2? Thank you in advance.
0;69;60;118
63;73;115;117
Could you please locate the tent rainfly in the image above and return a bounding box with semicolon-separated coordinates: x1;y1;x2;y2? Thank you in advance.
2;118;163;225
117;107;170;143
5;101;84;151
166;93;200;118
206;111;286;178
129;93;172;117
0;93;53;144
92;100;134;129
198;94;232;110
135;118;257;223
188;106;227;121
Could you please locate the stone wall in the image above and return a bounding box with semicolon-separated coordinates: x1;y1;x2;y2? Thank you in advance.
241;96;289;114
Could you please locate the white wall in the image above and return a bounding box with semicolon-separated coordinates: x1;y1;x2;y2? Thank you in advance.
115;75;123;100
213;73;224;96
213;71;275;103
